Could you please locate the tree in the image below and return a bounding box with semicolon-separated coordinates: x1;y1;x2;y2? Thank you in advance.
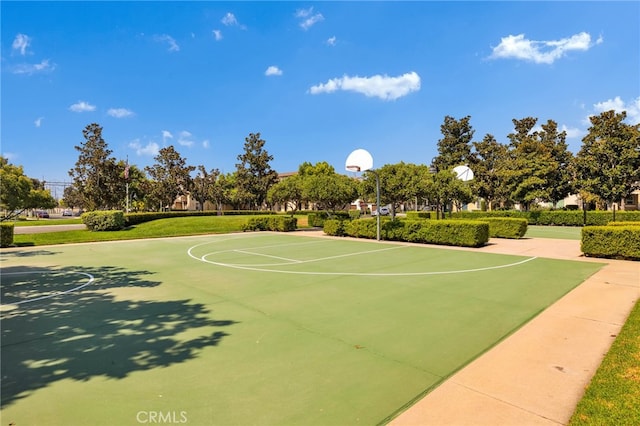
68;123;121;210
430;169;474;218
207;172;228;211
433;115;476;172
119;162;148;212
219;172;245;210
303;173;359;213
235;133;278;210
538;120;575;206
1;157;56;221
192;166;221;211
362;162;432;218
292;161;359;213
575;110;640;208
267;173;305;214
62;185;83;210
145;146;195;211
471;134;509;210
501;117;574;210
298;161;335;176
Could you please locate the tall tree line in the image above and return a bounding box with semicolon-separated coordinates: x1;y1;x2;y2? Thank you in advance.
4;111;635;218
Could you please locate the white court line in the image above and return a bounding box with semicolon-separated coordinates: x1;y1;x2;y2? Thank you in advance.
196;255;537;276
234;249;302;263
1;271;95;306
204;245;407;267
187;236;537;276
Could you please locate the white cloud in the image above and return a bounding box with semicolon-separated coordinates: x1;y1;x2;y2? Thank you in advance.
12;33;31;55
489;32;597;64
213;30;223;41
178;130;194;147
3;152;17;161
593;96;640;124
326;36;337;46
202;139;210;149
154;34;180;52
222;12;238;26
34;117;44;127
129;139;160;157
296;7;324;30
69;101;96;113
265;65;283;76
309;71;421;101
162;130;173;142
221;12;246;29
11;59;56;75
107;108;134;118
560;124;584;139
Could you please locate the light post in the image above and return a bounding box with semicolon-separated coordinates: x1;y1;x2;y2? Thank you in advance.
346;149;380;241
429;159;439;219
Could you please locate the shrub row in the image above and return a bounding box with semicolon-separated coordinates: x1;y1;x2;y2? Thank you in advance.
124;210;276;226
404;213;526;238
324;218;489;247
582;226;640;260
0;223;14;247
406;211;436;220
82;211;125;231
451;210;640;226
479;217;528;239
308;211;350;227
242;216;297;232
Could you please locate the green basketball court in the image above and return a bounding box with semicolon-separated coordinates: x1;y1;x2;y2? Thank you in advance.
1;233;604;425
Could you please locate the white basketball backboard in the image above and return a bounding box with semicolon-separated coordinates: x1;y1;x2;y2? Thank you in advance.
453;165;474;182
345;149;374;172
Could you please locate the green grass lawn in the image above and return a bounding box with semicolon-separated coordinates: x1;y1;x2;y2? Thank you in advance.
12;218;582;247
569;298;640;426
12;215;251;246
1;233;604;425
525;225;582;240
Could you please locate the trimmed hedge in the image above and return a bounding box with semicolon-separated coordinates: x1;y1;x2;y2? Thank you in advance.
339;218;489;247
82;210;125;231
452;210;640;226
607;221;640;227
242;216;297;232
308;211;350;227
582;226;640;260
124;210;276;226
406;211;435;220
406;213;526;238
323;219;346;236
480;217;528;239
0;223;14;247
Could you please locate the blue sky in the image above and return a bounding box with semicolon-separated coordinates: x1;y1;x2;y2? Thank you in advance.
2;1;639;185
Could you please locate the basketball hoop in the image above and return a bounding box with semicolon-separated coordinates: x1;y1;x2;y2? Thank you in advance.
345;148;380;241
345;149;373;172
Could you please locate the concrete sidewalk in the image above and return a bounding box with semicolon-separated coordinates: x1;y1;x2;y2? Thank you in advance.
388;238;639;425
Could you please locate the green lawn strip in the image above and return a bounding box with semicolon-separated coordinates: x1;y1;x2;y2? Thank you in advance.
569;298;640;426
1;234;605;425
525;225;582;240
10;215;251;246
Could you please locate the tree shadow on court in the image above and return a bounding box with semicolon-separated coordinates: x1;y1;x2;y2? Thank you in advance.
0;249;60;259
1;265;237;408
